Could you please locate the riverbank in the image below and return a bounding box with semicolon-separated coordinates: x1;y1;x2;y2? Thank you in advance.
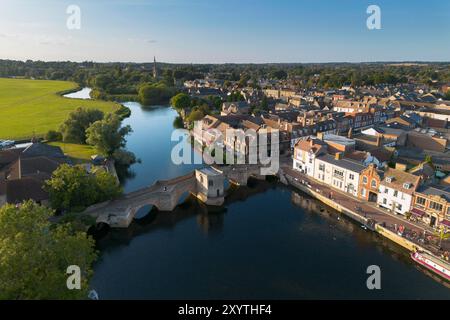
282;165;450;282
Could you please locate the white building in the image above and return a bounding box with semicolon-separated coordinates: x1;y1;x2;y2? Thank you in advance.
377;168;421;215
292;137;327;177
313;153;365;197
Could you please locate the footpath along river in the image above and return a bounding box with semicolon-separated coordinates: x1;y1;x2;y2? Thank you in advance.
65;90;450;299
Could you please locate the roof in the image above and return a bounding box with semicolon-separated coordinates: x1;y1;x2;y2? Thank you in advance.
294;137;326;154
199;167;221;176
6;177;48;204
7;156;63;180
416;185;450;202
21;143;65;159
380;167;421;194
316;153;366;173
323;134;355;146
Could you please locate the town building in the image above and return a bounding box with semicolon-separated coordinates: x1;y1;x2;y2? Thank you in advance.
412;185;450;229
358;164;383;202
313;152;365;197
377;167;421;215
292;137;327;176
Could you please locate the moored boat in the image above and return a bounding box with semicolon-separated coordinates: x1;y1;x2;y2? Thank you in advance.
411;251;450;282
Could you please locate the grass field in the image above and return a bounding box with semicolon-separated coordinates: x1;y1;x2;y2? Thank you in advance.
0;78;119;140
47;142;99;164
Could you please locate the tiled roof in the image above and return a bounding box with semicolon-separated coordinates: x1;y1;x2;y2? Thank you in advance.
6;177;48;204
317;153;366;173
380;167;420;194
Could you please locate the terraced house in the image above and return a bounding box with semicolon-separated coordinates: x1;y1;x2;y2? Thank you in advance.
377;167;421;215
313;152;365;197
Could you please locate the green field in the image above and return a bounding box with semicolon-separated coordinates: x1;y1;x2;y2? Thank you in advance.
47;142;100;164
0;78;120;140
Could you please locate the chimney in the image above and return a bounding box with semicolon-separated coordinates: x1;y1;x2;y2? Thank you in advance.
335;152;343;160
347;127;353;139
317;132;324;141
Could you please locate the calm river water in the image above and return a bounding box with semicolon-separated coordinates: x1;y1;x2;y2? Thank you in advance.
86;100;450;299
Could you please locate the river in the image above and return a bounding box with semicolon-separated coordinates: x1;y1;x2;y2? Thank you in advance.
65;92;450;299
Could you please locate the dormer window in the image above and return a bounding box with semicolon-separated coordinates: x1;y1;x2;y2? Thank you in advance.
403;182;411;189
386;176;394;183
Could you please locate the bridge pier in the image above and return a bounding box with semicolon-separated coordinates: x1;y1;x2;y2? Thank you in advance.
85;164;275;229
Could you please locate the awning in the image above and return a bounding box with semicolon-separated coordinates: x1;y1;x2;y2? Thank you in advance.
411;208;425;217
441;219;450;228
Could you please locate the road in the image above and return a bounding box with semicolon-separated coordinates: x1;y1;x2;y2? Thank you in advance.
282;164;450;256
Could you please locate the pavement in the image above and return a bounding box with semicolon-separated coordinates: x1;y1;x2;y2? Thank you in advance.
281;163;450;256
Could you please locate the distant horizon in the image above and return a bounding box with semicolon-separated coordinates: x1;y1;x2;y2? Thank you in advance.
1;0;449;63
2;58;450;65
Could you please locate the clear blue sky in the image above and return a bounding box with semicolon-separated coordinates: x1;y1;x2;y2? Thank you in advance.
0;0;449;63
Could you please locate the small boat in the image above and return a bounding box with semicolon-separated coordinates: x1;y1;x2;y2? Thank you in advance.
411;251;450;282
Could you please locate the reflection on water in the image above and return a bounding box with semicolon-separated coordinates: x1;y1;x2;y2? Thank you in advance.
91;103;450;299
63;87;92;99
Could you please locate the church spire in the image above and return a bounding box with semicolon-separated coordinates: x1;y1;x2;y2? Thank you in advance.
153;56;157;79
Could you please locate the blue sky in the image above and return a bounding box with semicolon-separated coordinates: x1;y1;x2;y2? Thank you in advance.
0;0;449;63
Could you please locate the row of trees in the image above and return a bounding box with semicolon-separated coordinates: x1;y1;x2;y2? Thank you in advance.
2;59;450;89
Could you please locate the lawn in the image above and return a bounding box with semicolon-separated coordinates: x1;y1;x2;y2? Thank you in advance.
47;142;100;164
0;78;120;140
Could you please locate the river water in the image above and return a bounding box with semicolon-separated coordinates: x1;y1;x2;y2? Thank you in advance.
77;98;450;299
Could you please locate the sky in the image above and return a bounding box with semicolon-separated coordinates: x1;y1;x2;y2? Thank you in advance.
0;0;449;63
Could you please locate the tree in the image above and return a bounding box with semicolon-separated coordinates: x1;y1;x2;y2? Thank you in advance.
45;164;122;211
187;109;204;122
45;130;62;142
260;96;268;111
86;114;132;156
173;116;184;129
170;93;191;111
270;70;288;80
138;83;174;105
60;108;104;144
0;201;97;299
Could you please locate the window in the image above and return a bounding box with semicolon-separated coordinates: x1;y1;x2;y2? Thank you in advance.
393;190;398;197
349;174;355;180
208;180;213;187
319;163;325;171
383;198;387;205
416;197;426;206
371;179;377;188
361;188;366;197
397;204;402;211
430;201;443;212
363;176;368;184
309;158;313;164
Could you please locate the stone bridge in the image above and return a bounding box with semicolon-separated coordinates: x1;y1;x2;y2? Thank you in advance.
84;164;276;228
214;164;269;186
